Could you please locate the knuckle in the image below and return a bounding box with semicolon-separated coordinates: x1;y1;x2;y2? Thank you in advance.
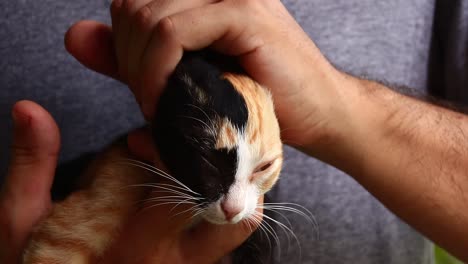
110;0;123;14
155;16;175;37
11;144;58;166
133;5;153;30
233;0;256;8
232;0;265;15
122;0;137;15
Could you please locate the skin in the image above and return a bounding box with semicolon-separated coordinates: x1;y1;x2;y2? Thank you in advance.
0;101;258;263
2;0;468;262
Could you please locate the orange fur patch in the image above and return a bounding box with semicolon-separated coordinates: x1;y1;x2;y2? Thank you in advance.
222;73;283;191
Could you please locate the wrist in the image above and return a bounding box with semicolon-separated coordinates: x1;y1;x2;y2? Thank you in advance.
294;68;361;162
297;72;396;174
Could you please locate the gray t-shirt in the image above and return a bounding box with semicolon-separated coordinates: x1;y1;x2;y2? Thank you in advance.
1;0;466;263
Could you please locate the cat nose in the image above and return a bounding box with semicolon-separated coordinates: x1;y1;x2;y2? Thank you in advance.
221;201;242;222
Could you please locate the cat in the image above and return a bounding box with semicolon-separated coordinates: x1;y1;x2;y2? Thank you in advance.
22;52;284;263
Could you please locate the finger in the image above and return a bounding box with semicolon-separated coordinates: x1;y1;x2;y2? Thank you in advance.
163;1;262;55
65;20;120;81
138;1;254;118
116;0;154;87
127;0;219;87
110;0;123;34
110;0;124;80
125;0;155;86
113;0;152;83
181;196;264;263
127;128;157;162
139;18;184;119
0;100;60;261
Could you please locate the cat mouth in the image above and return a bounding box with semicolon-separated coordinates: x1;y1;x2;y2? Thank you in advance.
200;209;249;225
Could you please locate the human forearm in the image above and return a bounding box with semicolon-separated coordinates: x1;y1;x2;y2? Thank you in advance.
64;0;466;259
309;76;468;261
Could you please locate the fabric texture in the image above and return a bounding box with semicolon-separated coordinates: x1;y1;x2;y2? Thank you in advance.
1;0;467;262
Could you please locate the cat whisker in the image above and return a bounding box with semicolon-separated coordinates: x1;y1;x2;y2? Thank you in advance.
252;213;276;244
178;115;212;131
143;196;202;203
142;200;198;213
148;185;201;199
184;104;211;122
243;218;254;234
171;203;202;218
262;203;318;224
119;159;200;196
127;183;200;199
120;159;186;185
200;155;220;173
260;202;319;240
169;198;202;214
146;182;201;196
178;115;218;139
255;212;281;261
250;213;273;255
191;203;209;220
134;194;198;209
119;159;185;185
191;209;206;220
262;213;302;262
183;104;219;137
265;209;294;234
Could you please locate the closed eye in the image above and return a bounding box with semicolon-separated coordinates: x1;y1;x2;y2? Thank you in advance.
254;161;274;173
250;155;282;181
250;160;275;182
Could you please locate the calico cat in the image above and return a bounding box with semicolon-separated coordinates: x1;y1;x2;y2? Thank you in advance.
22;52;283;263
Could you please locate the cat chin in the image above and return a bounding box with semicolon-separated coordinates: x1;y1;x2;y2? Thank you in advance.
204;216;243;225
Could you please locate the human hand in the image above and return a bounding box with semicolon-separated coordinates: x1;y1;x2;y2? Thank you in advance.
66;1;348;152
0;102;259;263
112;0;348;146
0;100;60;263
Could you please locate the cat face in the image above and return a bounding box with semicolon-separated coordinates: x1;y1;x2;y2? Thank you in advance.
154;54;282;224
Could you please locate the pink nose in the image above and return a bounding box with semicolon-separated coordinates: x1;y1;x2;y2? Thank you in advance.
221;201;242;221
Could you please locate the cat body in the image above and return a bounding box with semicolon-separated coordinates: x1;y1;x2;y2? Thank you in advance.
23;52;283;263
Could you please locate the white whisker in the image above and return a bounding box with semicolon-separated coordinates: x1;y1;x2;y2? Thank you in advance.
118;159;200;196
185;104;211;121
261;202;319;240
262;213;302;262
256;212;281;261
191;209;206;220
251;213;273;255
178;115;211;130
130;184;198;199
143;196;201;202
172;204;201;218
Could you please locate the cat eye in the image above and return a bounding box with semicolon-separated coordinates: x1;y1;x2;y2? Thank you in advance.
254;161;274;174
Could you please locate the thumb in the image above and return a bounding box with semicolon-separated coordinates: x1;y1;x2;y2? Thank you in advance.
0;100;60;260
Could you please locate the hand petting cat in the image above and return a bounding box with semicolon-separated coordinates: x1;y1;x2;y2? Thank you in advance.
66;0;344;154
65;0;468;261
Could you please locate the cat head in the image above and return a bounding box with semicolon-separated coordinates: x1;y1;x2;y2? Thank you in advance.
153;53;282;224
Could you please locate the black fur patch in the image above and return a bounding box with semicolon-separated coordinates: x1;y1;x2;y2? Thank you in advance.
152;52;249;203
